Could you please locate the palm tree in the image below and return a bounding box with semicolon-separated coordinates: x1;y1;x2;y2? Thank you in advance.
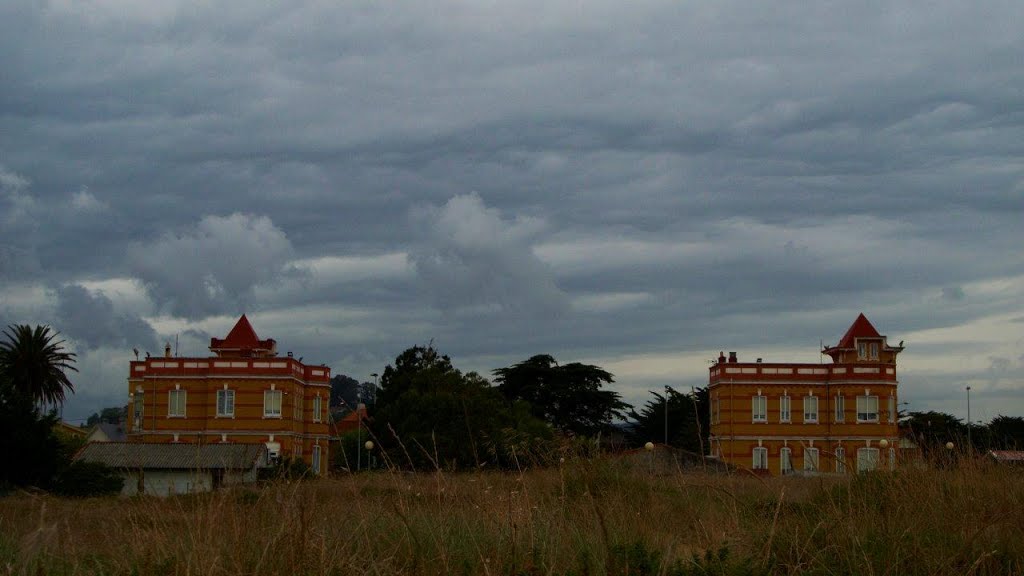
0;324;78;408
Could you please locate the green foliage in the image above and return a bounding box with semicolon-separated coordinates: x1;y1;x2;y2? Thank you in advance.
332;430;378;471
0;401;63;488
52;460;124;497
494;354;630;438
374;345;553;469
901;411;967;453
259;456;312;480
329;373;376;409
0;324;78;407
988;415;1024;449
86;406;125;427
0;324;79;490
628;386;709;453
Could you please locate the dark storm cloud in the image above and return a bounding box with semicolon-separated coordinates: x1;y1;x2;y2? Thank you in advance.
53;284;159;353
1;0;1022;417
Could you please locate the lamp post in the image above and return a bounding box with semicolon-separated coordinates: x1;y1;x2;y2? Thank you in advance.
357;386;363;472
364;440;374;470
370;373;379;406
966;386;972;448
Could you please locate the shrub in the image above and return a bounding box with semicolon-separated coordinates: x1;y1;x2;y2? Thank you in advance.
258;456;312;481
52;460;123;497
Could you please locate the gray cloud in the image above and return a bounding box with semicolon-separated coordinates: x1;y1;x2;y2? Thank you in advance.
128;213;297;319
409;193;567;320
53;284;160;353
0;0;1021;419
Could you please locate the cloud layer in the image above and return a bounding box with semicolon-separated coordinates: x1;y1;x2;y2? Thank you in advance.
0;0;1021;423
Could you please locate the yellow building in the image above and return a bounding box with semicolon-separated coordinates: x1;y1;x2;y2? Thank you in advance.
708;314;902;475
126;315;332;474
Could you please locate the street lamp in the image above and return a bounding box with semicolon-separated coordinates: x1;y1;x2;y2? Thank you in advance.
364;440;374;470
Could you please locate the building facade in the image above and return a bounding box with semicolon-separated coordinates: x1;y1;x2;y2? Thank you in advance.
708;314;902;475
126;315;332;474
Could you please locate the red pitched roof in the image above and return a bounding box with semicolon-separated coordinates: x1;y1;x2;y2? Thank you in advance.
210;315;274;351
835;313;881;348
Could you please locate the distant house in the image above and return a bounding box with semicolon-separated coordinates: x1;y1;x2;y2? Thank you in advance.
74;442;267;496
988;450;1024;466
86;422;127;443
331;403;368;435
709;314;904;475
55;421;89;440
126;315;332;475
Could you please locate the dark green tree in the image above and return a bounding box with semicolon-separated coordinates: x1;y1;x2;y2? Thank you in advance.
0;325;80;489
86;406;125;427
493;354;630;437
900;411;967;453
987;415;1024;449
0;324;78;407
627;386;709;453
329;374;364;409
373;345;551;469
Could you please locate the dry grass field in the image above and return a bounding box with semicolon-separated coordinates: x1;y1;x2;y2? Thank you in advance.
1;454;1022;575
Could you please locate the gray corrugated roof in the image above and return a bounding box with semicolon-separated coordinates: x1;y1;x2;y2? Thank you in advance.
75;442;266;470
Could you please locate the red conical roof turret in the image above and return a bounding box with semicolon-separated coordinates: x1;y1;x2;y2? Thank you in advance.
210;315;277;357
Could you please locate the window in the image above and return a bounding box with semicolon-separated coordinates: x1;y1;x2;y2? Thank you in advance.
858;342;867;360
870;342;879;360
835;446;846;473
804;447;819;471
168;389;186;417
857;448;879;472
216;389;235;417
313;395;322;423
132;393;144;431
752;395;767;422
888;396;895;422
780;447;793;475
753;447;768;470
835;394;845;422
780;394;791;422
264;390;283;417
312;445;322;475
293;392;303;420
857;395;879;422
803;396;818;423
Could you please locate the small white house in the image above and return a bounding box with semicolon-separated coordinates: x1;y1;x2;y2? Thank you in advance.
74;442;267;496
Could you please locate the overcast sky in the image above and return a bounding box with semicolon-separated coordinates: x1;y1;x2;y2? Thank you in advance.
2;0;1021;426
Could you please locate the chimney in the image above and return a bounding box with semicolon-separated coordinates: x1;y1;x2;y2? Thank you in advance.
718;351;726;364
164;343;172;358
728;351;738;363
